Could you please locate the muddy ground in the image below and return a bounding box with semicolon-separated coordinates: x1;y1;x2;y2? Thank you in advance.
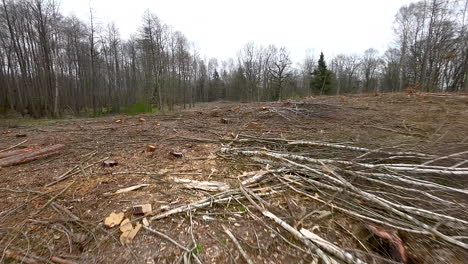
1;93;468;264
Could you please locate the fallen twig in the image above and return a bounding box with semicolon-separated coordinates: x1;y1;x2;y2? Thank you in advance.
0;139;28;153
222;225;255;264
103;184;150;197
173;178;230;192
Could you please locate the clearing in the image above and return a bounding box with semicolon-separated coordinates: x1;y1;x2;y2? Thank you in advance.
1;93;468;264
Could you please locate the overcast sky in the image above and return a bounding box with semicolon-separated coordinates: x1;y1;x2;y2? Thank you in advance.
59;0;416;63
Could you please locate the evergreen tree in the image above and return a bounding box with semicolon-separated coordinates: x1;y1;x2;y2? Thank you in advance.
208;69;221;100
310;52;332;95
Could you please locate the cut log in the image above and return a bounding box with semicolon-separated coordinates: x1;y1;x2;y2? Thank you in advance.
0;146;40;159
0;144;65;167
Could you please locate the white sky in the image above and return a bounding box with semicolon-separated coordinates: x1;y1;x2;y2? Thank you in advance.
59;0;416;63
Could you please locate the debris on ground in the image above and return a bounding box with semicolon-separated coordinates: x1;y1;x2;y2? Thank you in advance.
103;184;150;197
146;144;156;152
173;178;230;192
1;93;467;263
104;212;125;228
170;151;183;158
131;204;152;215
0;144;64;167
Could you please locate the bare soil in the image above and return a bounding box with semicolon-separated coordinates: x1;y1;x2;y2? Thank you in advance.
1;93;468;264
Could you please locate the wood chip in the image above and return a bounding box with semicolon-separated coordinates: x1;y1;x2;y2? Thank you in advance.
104;212;125;227
128;223;142;241
146;145;156;152
120;230;132;245
120;223;142;245
120;218;133;232
142;217;149;227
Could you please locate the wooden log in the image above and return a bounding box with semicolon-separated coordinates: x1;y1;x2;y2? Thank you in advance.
5;249;39;264
0;144;65;167
0;146;40;159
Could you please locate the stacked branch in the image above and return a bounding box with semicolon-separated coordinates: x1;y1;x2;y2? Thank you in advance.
217;136;468;262
143;134;468;262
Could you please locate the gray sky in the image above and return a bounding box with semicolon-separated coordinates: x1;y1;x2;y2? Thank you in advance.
60;0;416;63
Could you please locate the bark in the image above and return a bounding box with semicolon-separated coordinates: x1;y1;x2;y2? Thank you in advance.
0;144;64;167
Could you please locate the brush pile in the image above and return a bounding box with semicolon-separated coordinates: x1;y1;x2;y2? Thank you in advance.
211;134;468;263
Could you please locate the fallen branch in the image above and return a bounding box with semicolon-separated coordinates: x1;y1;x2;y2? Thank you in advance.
143;226;203;264
150;190;241;221
103;184;150;197
222;225;255;264
239;186;340;264
0;139;29;155
150;188;278;221
33;181;76;216
241;170;272;185
300;228;368;264
173;178;230;192
45;157;108;187
288;140;431;158
222;148;468;177
365;125;427;138
422;150;468;165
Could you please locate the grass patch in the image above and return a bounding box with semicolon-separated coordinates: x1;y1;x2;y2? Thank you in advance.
123;102;157;116
290;92;302;100
0;118;58;127
192;244;203;255
238;205;248;213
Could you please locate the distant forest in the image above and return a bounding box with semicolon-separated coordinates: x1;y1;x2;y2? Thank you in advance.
0;0;467;118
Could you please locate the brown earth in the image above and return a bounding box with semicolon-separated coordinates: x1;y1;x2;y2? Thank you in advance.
1;92;467;264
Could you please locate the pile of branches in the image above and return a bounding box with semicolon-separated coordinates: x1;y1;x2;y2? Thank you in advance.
216;135;468;263
144;134;467;263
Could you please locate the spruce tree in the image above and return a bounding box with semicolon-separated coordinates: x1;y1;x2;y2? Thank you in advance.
311;52;332;95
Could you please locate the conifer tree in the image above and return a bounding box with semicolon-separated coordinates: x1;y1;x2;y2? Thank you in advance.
311;52;332;95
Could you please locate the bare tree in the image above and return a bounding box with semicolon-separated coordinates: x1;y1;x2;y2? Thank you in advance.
361;48;381;93
269;46;292;100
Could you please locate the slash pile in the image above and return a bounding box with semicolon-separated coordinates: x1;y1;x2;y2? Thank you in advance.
211;135;468;263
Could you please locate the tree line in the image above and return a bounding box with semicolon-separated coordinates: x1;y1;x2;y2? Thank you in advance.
0;0;467;118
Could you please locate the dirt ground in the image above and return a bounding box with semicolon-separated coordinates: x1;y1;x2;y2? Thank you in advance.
1;93;467;264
